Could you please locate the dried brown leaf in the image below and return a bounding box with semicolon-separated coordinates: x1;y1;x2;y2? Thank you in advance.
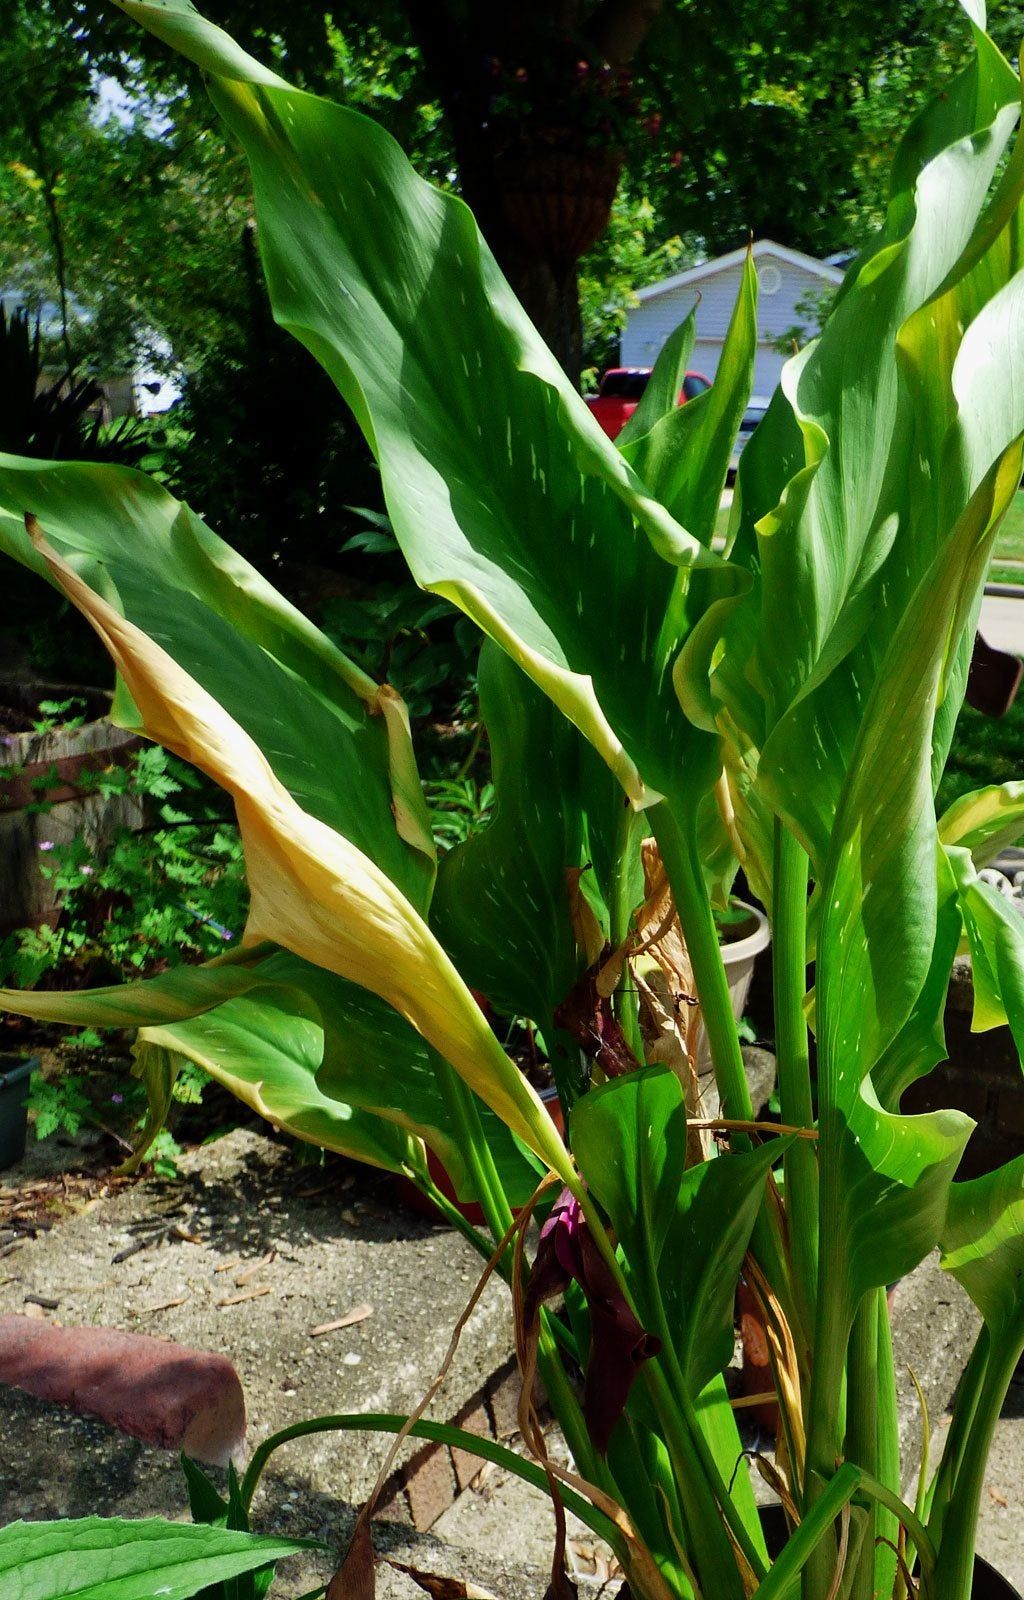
327;1514;375;1600
234;1251;276;1286
384;1562;498;1600
565;867;605;966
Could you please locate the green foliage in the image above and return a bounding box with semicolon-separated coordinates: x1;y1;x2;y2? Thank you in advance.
937;667;1024;811
2;6;1024;1599
0;747;247;991
422;777;495;852
321;514;480;724
25;1068;91;1139
0;1515;309;1600
156;227;385;578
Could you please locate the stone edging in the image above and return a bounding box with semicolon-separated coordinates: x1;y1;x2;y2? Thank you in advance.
378;1356;522;1531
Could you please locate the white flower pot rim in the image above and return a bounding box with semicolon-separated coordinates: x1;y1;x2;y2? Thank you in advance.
719;900;771;968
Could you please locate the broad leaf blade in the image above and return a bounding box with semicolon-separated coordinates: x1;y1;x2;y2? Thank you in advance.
114;0;748;810
570;1065;786;1394
939;780;1024;866
0;1517;308;1600
947;844;1024;1044
0;457;434;907
430;643;591;1026
621;253;758;545
0;948;276;1030
0;945;540;1197
19;525;572;1181
941;1153;1024;1345
615;305;696;446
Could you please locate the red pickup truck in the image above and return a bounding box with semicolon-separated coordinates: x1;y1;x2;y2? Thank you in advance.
586;366;712;440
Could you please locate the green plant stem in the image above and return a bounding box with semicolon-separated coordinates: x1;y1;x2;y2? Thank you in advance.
641;1196;768;1586
435;1063;515;1239
801;1106;853;1600
932;1326;1022;1600
771;820;818;1356
433;1065;612;1496
844;1293;886;1600
924;1331;989;1533
610;798;643;1060
235;1410;620;1547
649;803;754;1127
755;1464;936;1600
874;1295;902;1598
650;800;797;1342
574;1173;758;1595
641;1363;749;1600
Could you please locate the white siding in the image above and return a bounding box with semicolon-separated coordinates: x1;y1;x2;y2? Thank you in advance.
622;250;831;400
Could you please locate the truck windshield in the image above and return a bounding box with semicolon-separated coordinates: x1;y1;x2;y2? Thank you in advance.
600;371;650;399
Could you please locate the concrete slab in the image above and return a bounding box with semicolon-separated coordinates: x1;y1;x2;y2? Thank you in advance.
979;592;1024;657
889;1251;982;1477
0;1129;512;1524
974;1369;1024;1595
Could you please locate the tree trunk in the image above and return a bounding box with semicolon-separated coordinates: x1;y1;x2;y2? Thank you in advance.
402;0;662;389
494;244;584;383
456;134;621;385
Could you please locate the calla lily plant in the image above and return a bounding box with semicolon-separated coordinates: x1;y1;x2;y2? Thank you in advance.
2;2;1024;1597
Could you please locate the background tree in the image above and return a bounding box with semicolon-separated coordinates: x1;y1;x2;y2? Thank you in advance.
12;0;1018;383
4;0;1021;597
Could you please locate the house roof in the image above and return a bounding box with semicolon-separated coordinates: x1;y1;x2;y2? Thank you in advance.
633;239;845;303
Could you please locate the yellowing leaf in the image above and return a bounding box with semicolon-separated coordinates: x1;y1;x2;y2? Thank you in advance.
26;519;573;1184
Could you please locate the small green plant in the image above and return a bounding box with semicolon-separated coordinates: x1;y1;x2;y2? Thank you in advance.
30;696;88;734
3;744;242;1166
0;746;247;991
26;1068;91;1140
422;777;495;852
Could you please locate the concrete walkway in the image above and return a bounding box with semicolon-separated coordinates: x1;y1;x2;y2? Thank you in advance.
980;588;1024;656
1;1126;1021;1594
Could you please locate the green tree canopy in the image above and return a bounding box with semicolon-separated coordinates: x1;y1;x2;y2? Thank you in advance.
7;0;1021;383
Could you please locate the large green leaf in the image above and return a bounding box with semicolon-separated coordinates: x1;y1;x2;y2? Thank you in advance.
947;844;1024;1045
5;521;571;1182
429;642;587;1026
675;22;1024;899
569;1066;779;1567
137;976;418;1175
873;847;963;1109
941;1153;1024;1347
0;458;434;909
807;447;1023;1347
0;942;539;1197
0;946;277;1031
0;1516;308;1600
939;780;1024;867
570;1066;785;1396
620;254;758;547
616;306;697;447
112;0;745;812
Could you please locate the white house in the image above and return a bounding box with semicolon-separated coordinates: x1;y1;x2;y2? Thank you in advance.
1;288;180;417
621;240;844;399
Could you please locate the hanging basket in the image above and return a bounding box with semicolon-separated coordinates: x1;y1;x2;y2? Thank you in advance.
495;130;623;267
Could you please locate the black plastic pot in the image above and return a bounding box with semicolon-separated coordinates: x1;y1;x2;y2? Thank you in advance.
759;1505;1020;1599
0;1054;35;1171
